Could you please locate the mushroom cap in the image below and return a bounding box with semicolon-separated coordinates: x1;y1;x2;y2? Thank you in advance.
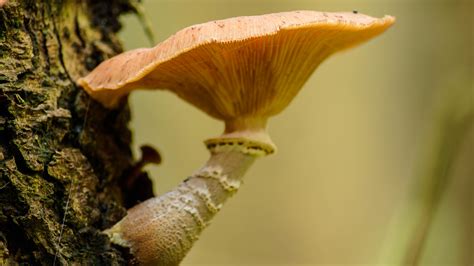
140;145;162;165
78;11;394;120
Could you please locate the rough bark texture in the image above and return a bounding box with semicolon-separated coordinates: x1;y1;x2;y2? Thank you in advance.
0;0;147;264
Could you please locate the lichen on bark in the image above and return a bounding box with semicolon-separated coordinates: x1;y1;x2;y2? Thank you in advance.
0;0;146;264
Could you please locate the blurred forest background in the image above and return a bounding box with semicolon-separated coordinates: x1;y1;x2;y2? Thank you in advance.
119;0;472;265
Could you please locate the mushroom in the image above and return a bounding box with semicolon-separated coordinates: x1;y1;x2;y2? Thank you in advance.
123;144;162;189
78;10;394;265
120;145;162;208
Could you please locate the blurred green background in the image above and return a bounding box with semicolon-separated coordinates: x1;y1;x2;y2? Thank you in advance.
119;0;473;265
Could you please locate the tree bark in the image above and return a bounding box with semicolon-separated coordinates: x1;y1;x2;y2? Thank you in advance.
0;0;147;264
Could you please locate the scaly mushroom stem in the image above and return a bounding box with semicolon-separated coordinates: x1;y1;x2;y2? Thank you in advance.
206;117;276;155
105;143;261;265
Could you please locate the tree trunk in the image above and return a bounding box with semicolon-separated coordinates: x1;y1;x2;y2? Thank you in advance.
0;0;148;264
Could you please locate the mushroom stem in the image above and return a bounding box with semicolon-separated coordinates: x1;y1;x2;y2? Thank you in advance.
206;117;276;155
105;144;258;265
224;117;267;133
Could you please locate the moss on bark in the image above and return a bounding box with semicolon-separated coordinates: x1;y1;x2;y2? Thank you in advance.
0;0;145;264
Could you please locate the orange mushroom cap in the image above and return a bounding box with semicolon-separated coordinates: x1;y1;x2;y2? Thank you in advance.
78;10;394;120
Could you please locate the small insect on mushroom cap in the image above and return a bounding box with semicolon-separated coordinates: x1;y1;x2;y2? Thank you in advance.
78;11;394;121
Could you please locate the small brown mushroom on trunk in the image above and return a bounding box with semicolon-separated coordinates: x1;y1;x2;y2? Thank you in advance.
78;10;394;265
